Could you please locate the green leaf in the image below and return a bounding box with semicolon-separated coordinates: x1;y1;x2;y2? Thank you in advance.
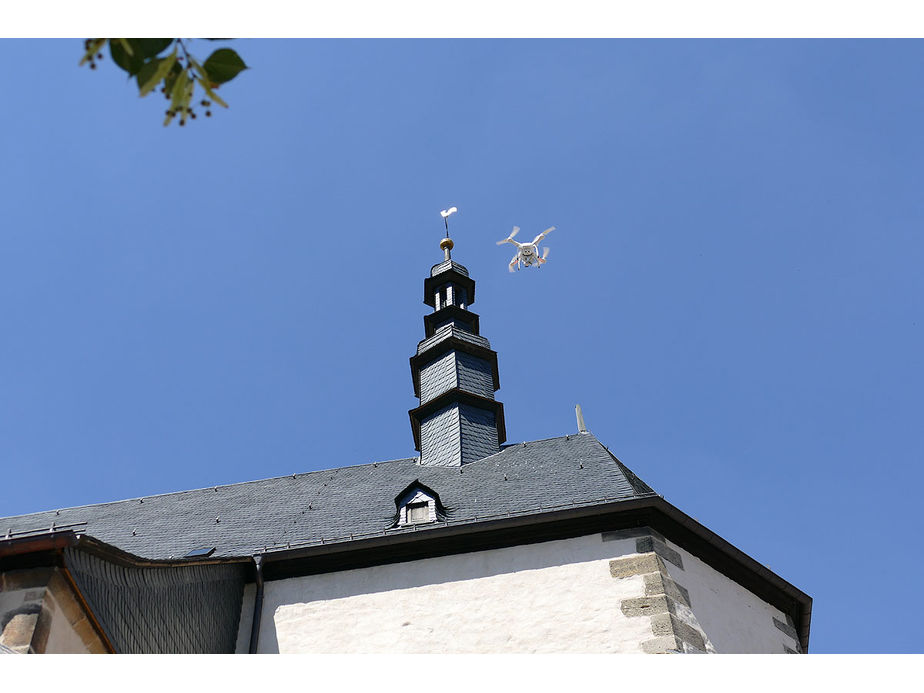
138;50;178;96
163;61;183;94
187;56;228;107
135;59;160;91
170;69;189;112
117;38;134;56
202;48;248;84
195;76;228;108
187;54;206;77
109;39;144;75
132;38;174;59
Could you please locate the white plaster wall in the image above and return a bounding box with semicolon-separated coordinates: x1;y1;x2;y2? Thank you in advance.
250;534;651;653
661;540;800;654
237;531;803;654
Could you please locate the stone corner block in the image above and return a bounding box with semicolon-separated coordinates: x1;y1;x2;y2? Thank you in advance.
601;527;666;544
651;613;707;652
609;553;662;579
643;572;692;608
641;636;682;654
636;536;684;570
773;617;799;641
0;613;39;652
622;595;674;618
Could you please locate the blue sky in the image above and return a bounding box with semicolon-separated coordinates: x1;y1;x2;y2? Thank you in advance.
0;39;921;654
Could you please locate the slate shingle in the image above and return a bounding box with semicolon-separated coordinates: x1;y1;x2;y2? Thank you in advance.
419;404;461;466
455;352;495;400
0;434;656;561
420;351;458;404
458;404;499;462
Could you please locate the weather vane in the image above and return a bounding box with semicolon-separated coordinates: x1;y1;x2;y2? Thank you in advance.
497;225;555;272
439;206;458;260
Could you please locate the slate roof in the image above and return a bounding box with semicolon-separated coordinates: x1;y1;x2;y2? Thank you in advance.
0;433;656;561
417;325;492;355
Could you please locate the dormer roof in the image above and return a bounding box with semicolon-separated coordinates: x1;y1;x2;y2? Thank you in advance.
394;480;444;510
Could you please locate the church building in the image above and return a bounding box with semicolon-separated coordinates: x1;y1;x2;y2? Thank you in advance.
0;235;812;654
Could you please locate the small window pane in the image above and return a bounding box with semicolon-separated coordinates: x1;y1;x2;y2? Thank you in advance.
407;502;429;523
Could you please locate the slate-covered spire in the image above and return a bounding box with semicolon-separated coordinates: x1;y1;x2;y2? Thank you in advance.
409;236;506;466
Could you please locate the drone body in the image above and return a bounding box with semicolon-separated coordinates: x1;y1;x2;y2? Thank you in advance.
496;226;555;272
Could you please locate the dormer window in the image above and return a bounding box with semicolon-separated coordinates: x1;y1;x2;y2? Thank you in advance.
399;492;435;525
394;480;443;527
406;502;430;524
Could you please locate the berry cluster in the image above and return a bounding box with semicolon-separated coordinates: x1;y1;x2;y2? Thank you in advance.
82;38;106;70
161;89;214;125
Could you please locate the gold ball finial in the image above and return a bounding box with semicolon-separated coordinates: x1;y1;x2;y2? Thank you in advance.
440;238;454;251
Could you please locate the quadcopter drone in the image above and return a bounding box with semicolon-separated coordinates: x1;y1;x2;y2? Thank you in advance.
496;225;555;272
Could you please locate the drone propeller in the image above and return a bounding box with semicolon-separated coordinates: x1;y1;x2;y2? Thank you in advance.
542;246;550;260
531;226;555;245
497;226;520;245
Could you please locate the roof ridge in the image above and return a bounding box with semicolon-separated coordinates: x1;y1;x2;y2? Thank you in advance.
499;432;599;448
590;439;657;496
452;432;599;468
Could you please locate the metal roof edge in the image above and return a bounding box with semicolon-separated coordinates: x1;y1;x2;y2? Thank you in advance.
1;530;251;571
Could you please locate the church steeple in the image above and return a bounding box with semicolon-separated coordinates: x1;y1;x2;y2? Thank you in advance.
408;235;506;466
